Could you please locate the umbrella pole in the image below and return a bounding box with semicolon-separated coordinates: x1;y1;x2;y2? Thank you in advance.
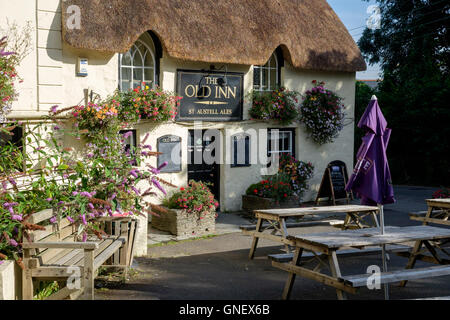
378;204;389;300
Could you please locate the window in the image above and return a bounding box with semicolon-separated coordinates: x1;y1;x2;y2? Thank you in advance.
119;33;156;91
0;125;24;172
119;130;137;165
231;133;251;168
253;52;279;92
267;128;295;157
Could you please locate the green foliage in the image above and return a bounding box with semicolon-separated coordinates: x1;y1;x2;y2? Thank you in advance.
248;87;300;125
358;0;450;185
163;180;218;215
299;81;346;145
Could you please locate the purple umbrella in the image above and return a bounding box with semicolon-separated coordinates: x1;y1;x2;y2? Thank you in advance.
346;95;395;299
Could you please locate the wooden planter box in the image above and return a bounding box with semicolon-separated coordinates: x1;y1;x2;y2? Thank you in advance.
242;194;300;217
151;206;216;237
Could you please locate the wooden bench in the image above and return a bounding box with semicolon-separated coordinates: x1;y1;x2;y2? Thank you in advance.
239;219;344;232
21;209;138;300
268;244;411;263
339;265;450;288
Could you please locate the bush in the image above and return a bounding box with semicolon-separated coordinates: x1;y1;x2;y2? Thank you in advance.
163;180;219;216
249;87;300;125
432;188;450;199
299;80;345;145
246;173;294;202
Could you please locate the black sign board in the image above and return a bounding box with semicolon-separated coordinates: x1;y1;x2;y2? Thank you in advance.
176;70;243;121
315;160;353;205
157;135;182;173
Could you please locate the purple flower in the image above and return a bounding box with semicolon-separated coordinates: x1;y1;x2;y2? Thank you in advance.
152;177;166;195
8;178;16;186
87;203;94;210
72;191;79;196
157;161;168;171
11;214;23;221
129;170;139;178
67;216;75;223
9;239;18;247
80;191;92;198
82;232;87;242
50;105;58;113
46;198;53;202
50;216;57;224
53;126;60;131
80;214;87;225
131;186;140;195
122;131;133;139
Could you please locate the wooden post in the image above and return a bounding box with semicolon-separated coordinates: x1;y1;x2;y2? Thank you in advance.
328;250;347;300
249;217;263;259
83;249;95;300
22;250;34;300
281;248;303;300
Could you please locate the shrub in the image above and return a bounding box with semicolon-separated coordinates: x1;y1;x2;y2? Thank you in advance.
432;188;450;199
163;180;219;216
299;80;345;145
249;87;300;125
246;173;294;202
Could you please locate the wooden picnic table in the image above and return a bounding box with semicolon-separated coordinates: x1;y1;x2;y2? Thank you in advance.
273;225;450;300
241;205;380;259
399;198;450;286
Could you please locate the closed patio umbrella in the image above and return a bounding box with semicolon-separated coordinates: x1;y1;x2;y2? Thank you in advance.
346;95;395;299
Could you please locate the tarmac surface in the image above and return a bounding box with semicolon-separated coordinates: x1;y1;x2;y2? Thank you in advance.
96;185;450;300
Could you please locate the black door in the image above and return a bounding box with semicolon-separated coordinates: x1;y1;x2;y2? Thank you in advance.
188;130;220;207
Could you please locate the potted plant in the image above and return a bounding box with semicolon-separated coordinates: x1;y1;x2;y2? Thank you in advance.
242;173;299;215
152;181;219;237
248;87;300;125
299;80;346;145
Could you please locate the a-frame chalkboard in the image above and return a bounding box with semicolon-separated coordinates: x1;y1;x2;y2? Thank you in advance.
315;160;353;205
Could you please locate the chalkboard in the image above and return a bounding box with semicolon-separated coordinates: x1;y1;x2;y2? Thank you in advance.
157;135;182;173
315;160;353;205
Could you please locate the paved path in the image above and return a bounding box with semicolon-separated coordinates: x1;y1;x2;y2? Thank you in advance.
97;185;450;300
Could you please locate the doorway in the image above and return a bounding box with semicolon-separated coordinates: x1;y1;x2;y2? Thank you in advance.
188;130;220;207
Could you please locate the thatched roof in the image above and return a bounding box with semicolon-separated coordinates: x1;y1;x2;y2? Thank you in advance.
62;0;367;72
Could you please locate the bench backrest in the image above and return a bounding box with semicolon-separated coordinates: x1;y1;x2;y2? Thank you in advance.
25;209;135;266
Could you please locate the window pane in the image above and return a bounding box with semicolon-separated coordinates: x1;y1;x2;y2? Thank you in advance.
270;68;277;90
121;52;132;66
133;48;143;67
268;54;277;68
261;68;268;90
144;68;154;84
144;51;154;68
121;68;131;91
133;68;143;88
253;67;261;90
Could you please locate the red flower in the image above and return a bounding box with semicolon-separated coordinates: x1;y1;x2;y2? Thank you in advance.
253;189;258;194
180;187;185;191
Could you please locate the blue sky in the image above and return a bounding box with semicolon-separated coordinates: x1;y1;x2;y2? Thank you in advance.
327;0;381;79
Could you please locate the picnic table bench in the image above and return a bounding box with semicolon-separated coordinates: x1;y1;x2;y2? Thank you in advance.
272;225;450;300
21;209;137;300
241;205;380;259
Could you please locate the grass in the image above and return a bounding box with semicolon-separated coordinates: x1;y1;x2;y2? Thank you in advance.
148;234;219;248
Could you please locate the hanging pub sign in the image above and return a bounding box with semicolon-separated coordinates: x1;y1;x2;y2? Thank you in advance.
176;69;243;121
315;160;353;205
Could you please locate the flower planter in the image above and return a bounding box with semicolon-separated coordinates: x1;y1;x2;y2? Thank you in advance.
151;206;216;237
241;194;300;217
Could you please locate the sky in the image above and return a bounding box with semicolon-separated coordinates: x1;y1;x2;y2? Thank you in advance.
327;0;381;79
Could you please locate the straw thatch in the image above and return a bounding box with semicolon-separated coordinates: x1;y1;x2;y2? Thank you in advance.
62;0;366;72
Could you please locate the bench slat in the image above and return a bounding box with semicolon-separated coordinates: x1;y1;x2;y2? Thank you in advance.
240;219;344;231
340;265;450;288
94;238;125;270
268;244;411;262
28;209;54;225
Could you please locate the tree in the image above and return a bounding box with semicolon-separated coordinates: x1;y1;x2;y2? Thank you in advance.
358;0;450;186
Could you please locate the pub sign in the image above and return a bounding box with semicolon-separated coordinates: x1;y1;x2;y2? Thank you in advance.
176;70;243;121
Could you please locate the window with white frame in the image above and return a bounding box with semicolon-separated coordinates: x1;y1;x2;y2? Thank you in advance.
119;33;156;91
267;128;295;157
253;53;279;92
